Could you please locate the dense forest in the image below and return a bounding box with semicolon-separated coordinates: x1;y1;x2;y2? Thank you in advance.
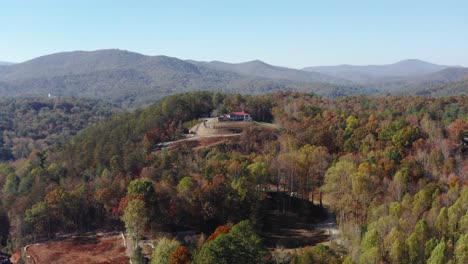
0;97;118;161
0;92;466;263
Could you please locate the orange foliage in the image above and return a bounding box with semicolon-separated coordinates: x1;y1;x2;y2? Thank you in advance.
206;224;232;242
169;246;192;264
117;194;144;215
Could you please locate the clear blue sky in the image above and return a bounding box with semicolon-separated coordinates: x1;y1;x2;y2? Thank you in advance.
1;0;468;68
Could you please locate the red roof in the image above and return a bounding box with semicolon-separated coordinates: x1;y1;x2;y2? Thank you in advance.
231;111;250;116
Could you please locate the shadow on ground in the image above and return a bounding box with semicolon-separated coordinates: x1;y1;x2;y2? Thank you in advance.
262;192;335;249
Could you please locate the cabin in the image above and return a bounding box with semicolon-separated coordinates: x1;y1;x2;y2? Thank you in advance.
228;111;252;121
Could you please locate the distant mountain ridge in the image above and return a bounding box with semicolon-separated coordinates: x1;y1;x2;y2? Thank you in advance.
0;49;365;108
191;59;352;85
303;59;450;83
0;50;466;107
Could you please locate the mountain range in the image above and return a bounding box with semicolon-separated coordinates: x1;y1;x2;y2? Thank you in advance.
303;59;449;82
0;50;466;108
0;61;14;66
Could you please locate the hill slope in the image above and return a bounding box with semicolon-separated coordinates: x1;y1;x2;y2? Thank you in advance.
0;50;365;108
0;61;14;66
371;67;468;94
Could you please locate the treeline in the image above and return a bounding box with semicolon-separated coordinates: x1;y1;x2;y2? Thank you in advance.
0;92;466;263
0;97;117;161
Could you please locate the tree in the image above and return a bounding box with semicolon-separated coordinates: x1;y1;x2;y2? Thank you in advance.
128;179;156;202
293;244;340;264
2;173;19;195
206;224;232;242
359;247;381;264
298;145;330;206
170;246;192;264
389;239;405;264
454;234;468;264
127;179;158;224
359;229;382;264
390;168;409;201
407;232;424;264
122;198;148;252
25;201;49;238
194;220;266;264
151;237;181;264
427;240;446;264
310;244;339;264
425;238;438;261
384;227;405;264
132;245;147;264
435;207;448;239
177;177;194;197
321;160;357;223
414;219;430;246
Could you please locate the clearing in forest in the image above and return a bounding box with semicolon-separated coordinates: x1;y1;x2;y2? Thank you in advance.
25;233;128;264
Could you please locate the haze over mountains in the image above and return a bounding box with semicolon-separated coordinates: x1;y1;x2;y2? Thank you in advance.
191;59;352;85
303;59;449;82
0;61;14;66
0;49;467;108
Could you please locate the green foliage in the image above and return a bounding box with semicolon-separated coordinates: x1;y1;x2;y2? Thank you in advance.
425;238;438;261
2;173;19;194
294;244;340;264
177;177;194;195
435;207;448;239
389;239;405;264
454;234;468;264
194;220;266;264
358;246;381;264
132;245;147;264
128;179;155;200
24;201;48;235
151;237;181;264
359;229;382;264
407;232;423;264
427;240;446;264
122;198;148;245
361;229;379;252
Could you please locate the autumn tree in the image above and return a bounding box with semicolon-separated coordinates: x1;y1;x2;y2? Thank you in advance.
151;237;181;264
122;198;148;255
194;220;266;264
170;246;192;264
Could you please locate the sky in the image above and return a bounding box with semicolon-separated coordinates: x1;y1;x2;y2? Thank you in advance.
1;0;468;68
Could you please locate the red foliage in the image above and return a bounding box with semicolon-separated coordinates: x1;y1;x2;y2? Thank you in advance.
206;224;232;242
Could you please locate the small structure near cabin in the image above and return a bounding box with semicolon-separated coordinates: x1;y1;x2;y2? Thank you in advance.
218;111;252;122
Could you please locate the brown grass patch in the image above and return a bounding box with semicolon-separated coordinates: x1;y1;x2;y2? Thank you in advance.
27;234;129;264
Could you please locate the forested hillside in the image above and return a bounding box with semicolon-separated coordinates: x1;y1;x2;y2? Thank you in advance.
2;51;467;110
0;97;118;161
0;92;466;263
0;50;364;108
